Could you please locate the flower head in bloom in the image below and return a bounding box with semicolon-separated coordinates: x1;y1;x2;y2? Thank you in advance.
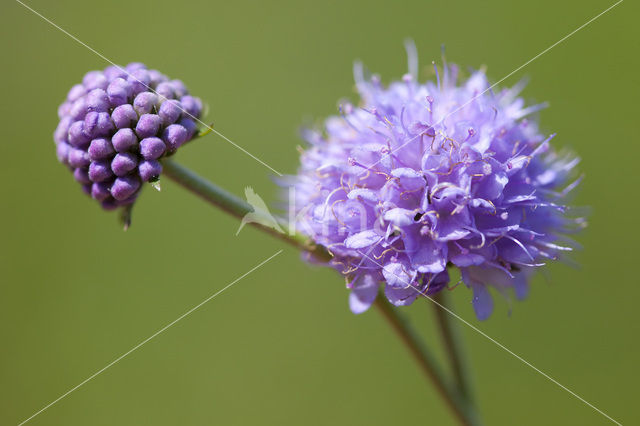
54;63;202;211
288;48;584;319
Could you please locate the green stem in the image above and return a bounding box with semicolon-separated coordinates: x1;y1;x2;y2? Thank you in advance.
374;297;479;426
161;159;330;261
432;291;476;406
161;158;478;425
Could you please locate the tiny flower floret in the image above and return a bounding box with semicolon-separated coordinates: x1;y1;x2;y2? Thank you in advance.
289;53;583;319
54;63;202;210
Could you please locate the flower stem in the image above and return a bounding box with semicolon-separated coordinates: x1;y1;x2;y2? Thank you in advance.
161;159;330;261
431;291;476;406
374;297;479;426
161;159;478;425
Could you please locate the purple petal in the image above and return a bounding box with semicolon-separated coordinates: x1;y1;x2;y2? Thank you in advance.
345;230;381;249
382;261;414;287
513;272;529;300
383;208;415;227
349;275;378;314
406;236;447;274
471;283;493;321
384;285;418;306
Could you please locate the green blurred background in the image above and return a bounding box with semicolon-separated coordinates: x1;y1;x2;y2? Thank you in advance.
1;0;638;424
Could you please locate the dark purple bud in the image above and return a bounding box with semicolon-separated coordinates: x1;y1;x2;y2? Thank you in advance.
139;159;162;182
178;117;198;138
111;175;141;201
101;197;119;210
73;167;91;184
135;114;162;138
103;65;128;81
83;71;108;91
111;104;138;129
68;148;90;168
139;137;166;160
56;142;70;165
86;89;109;112
84;112;114;138
67;84;85;102
88;160;113;182
162;124;188;151
82;183;92;195
116;194;138;207
125;62;146;73
155;82;174;100
148;69;168;86
111;152;138;176
67;121;90;148
88;138;115;160
54;116;72;143
170;80;188;98
111;128;138;152
57;102;71;119
107;78;132;107
180;95;202;118
91;181;112;201
128;68;150;96
69;98;86;121
133;92;159;115
158;100;182;125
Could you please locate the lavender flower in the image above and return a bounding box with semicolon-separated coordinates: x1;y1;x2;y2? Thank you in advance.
54;63;202;210
288;50;584;319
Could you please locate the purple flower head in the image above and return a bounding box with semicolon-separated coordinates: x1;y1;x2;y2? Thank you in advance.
54;63;202;211
288;47;584;320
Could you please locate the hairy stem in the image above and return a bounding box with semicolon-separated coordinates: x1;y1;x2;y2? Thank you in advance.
374;297;479;426
162;159;330;261
432;291;475;403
